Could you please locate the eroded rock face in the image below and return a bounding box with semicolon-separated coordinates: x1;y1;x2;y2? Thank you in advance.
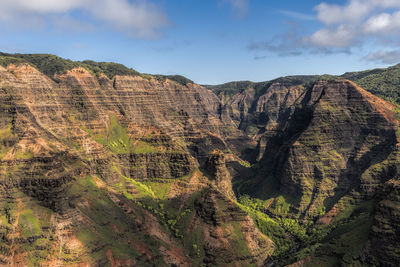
204;150;235;197
1;57;399;266
247;80;398;216
291;81;395;213
369;179;400;265
211;78;314;161
216;78;399;265
195;188;273;266
0;63;266;266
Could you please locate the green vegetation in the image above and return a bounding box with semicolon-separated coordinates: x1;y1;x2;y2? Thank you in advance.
0;53;197;86
0;192;56;266
106;114;132;153
0;124;17;158
81;113;158;155
18;209;41;238
236;196;293;258
314;74;341;82
239;194;271;212
114;166;157;199
206;81;254;98
238;159;251;168
14;149;34;160
81;60;141;79
0;53;143;80
128;196;193;240
131;140;158;154
239;195;306;243
230;222;250;256
393;105;400;138
183;226;204;264
238;194;295;218
142;181;172;199
296;211;373;266
343;64;400;104
237;192;379;265
191;243;201;257
112;167;195;241
105;114;158;154
0;55;29;68
270;196;291;216
154;74;193;86
68;174;166;265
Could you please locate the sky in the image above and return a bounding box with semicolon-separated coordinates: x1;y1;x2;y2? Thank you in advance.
1;0;400;84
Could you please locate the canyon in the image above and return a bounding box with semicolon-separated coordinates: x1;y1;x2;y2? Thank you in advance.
0;53;398;266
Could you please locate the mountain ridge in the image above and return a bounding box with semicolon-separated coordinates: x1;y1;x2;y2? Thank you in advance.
0;53;398;266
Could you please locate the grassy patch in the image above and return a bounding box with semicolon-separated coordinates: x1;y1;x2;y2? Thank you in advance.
238;159;251;168
19;209;41;238
70;175;165;265
15;150;34;160
131;141;158;154
236;199;292;258
142;181;172;199
230;222;250;257
82;113;158;155
106;114;132;154
113;167;156;199
0;124;16;158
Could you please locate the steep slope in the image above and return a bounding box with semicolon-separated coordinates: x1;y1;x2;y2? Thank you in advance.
0;53;399;266
0;58;272;266
245;79;398;208
343;63;400;104
230;79;400;265
207;76;316;161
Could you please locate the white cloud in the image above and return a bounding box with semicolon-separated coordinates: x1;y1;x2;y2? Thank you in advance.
363;12;400;34
315;0;371;25
367;0;400;9
223;0;249;17
310;25;355;48
0;0;168;38
315;0;400;25
250;0;400;60
310;0;400;49
0;0;82;15
364;50;400;64
363;13;392;33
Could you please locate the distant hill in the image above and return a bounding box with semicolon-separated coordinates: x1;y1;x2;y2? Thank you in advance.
0;53;193;86
342;64;400;104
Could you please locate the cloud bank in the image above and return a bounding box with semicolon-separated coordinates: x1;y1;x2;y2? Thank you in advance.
251;0;400;63
0;0;168;38
310;0;400;48
363;50;400;64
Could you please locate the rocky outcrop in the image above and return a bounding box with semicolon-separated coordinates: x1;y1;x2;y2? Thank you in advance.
204;150;235;197
195;188;273;266
368;179;400;265
0;60;267;266
212;79;311;161
1;54;399;266
251;79;398;216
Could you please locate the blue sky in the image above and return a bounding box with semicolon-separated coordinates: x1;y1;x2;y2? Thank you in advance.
1;0;400;84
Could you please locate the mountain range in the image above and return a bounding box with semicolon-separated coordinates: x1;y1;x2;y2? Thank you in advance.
0;53;399;266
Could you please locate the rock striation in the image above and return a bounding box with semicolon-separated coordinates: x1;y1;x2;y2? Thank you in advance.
0;54;399;266
0;60;268;266
212;77;400;265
